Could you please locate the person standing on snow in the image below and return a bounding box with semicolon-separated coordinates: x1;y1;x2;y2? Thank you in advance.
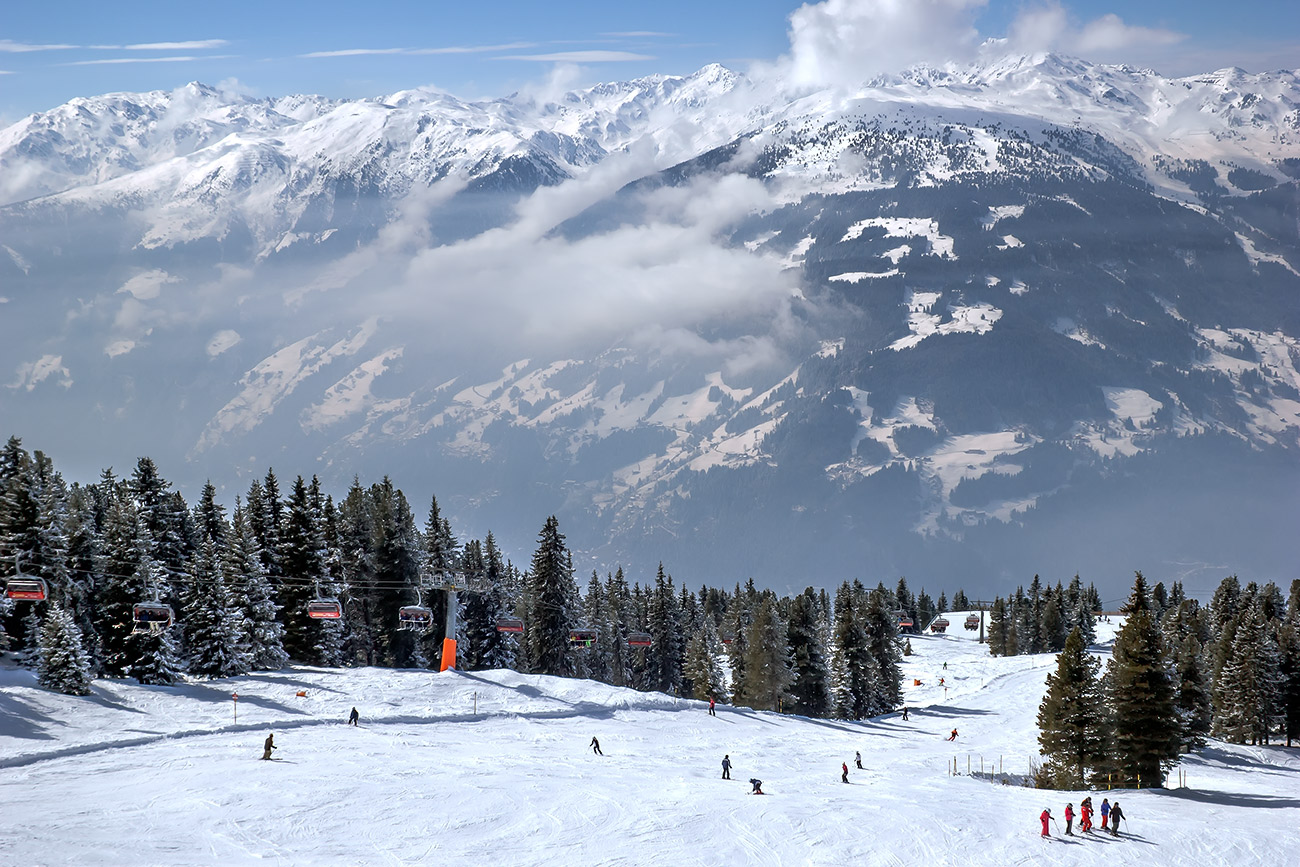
709;696;716;716
1040;808;1052;837
855;751;863;770
348;707;359;726
261;733;276;760
901;707;910;721
589;736;603;755
841;762;849;783
722;755;732;780
1100;797;1110;829
1063;803;1075;836
1109;801;1125;836
1080;797;1093;832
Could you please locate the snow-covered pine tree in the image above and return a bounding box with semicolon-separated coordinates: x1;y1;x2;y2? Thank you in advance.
1171;633;1212;751
1213;599;1281;745
1278;619;1300;748
1106;572;1179;787
831;581;873;720
524;516;575;677
723;584;753;702
228;501;287;671
183;538;250;679
682;619;727;702
1065;574;1096;646
1042;592;1068;653
417;492;457;669
602;567;631;687
787;589;830;717
739;593;792;712
1037;626;1106;788
986;596;1009;656
125;558;183;685
37;602;93;695
863;585;903;715
647;565;684;694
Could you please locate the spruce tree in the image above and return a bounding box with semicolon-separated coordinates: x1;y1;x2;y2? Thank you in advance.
682;620;727;702
831;581;874;720
524;516;575;677
647;565;683;694
1037;626;1105;788
738;594;792;712
228;502;287;671
183;539;249;679
787;589;830;717
1213;600;1281;745
1106;572;1179;787
863;586;903;714
987;597;1009;656
1171;634;1212;751
37;602;94;695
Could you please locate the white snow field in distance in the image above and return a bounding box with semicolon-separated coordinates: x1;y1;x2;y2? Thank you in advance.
2;615;1297;866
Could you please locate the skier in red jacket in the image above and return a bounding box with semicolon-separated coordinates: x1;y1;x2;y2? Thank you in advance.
1040;808;1052;837
841;762;849;783
1063;803;1075;836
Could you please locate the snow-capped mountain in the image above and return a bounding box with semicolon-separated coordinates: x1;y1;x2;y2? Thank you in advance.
2;54;1298;592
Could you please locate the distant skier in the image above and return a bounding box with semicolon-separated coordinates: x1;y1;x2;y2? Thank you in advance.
946;728;958;741
1109;801;1125;837
1100;797;1110;830
722;754;732;780
709;696;716;717
855;751;863;770
589;736;603;756
943;661;948;670
939;677;945;686
348;707;359;726
261;733;276;760
841;762;849;783
901;707;910;721
1040;808;1052;838
1063;803;1075;836
749;778;764;795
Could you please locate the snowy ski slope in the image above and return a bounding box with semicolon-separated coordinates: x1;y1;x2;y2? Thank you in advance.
2;616;1297;866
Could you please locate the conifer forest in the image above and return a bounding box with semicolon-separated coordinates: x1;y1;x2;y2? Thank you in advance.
4;435;1299;789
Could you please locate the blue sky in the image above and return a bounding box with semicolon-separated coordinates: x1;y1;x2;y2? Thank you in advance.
1;0;1297;121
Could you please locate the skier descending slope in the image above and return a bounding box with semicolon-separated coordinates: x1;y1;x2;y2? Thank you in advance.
749;779;764;795
841;762;849;783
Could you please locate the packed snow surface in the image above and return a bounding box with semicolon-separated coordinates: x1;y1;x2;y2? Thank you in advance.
2;621;1297;865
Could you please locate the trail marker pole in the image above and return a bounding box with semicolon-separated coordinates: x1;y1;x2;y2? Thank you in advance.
232;692;238;723
474;691;478;715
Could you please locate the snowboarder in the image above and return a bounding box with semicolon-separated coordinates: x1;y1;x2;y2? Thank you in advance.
901;707;909;721
722;755;732;780
1040;808;1052;838
749;778;763;794
709;696;716;717
946;728;958;741
855;750;863;770
1109;801;1125;837
348;707;359;726
261;733;276;760
1100;797;1110;829
1080;797;1093;833
1064;803;1074;836
943;661;948;670
589;736;603;755
842;762;849;783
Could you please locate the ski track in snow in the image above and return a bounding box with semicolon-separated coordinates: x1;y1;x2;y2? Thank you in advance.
2;621;1298;866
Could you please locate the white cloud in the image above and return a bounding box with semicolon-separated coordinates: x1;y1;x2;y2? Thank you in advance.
66;55;235;66
123;40;230;51
10;355;72;391
0;39;77;53
1006;3;1184;58
301;42;534;59
785;0;987;89
498;51;655;63
117;269;179;301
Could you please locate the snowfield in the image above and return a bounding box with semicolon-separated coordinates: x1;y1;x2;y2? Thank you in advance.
2;618;1297;866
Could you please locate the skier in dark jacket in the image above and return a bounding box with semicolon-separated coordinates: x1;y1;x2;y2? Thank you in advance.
348;707;359;726
749;778;763;794
261;733;276;760
841;762;849;783
589;737;603;755
1109;801;1125;836
901;707;909;721
722;755;731;779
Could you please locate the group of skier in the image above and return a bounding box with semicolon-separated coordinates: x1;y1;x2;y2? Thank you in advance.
1042;796;1126;838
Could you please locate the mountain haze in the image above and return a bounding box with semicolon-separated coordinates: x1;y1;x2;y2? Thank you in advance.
2;54;1298;598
